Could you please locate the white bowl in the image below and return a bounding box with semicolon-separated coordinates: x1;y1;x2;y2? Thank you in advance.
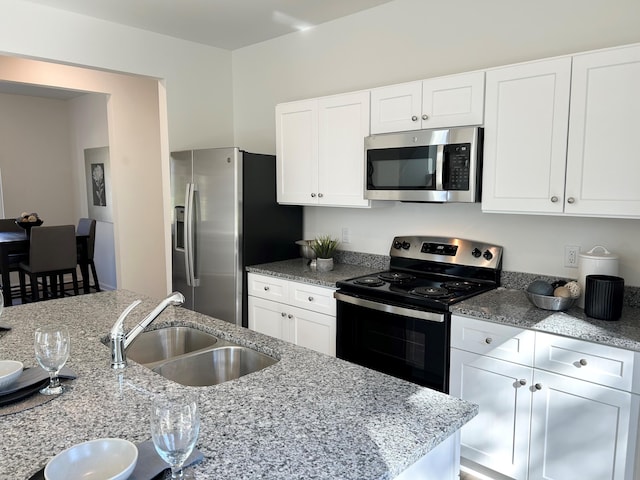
45;438;138;480
0;360;23;390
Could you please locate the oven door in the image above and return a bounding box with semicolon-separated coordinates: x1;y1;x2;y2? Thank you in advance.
335;292;450;393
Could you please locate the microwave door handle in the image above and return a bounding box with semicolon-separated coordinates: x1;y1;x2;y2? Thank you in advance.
435;144;444;191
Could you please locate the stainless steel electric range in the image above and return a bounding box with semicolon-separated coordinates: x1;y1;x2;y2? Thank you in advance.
335;236;503;392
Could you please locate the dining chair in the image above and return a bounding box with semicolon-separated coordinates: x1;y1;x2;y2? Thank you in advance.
18;225;79;302
0;218;29;301
76;218;100;292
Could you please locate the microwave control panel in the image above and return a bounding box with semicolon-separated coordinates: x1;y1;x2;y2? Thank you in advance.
444;143;471;190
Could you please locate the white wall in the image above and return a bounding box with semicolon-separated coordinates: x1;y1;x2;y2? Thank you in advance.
0;93;76;224
1;0;234;150
232;0;640;286
68;93;117;290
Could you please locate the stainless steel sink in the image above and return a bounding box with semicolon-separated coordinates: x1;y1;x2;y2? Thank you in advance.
152;346;278;386
124;326;277;386
126;326;218;366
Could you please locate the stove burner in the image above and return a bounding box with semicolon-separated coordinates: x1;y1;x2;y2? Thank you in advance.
354;277;385;287
441;281;480;291
378;272;415;283
411;286;450;298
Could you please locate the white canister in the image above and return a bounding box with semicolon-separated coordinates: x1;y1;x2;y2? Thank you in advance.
577;246;619;308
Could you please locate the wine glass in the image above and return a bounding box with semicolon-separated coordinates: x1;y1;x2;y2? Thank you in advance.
34;325;70;395
151;392;200;479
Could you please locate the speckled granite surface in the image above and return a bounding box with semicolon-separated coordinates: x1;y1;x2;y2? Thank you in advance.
246;257;384;287
0;291;476;480
452;287;640;352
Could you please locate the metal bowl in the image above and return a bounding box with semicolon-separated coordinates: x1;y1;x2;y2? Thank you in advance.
295;240;317;259
526;291;576;311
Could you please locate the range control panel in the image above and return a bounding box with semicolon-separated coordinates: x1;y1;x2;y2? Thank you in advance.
390;235;503;270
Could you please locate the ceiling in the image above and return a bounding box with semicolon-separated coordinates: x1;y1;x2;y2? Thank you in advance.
23;0;394;50
2;0;392;99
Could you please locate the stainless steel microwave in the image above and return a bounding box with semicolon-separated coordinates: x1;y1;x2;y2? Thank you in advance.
364;126;483;203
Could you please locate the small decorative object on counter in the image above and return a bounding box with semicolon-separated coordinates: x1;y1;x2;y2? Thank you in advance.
584;275;625;321
526;279;577;311
311;235;339;272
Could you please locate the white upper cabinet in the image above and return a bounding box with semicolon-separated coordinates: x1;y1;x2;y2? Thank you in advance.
483;43;640;218
370;71;485;134
482;57;572;214
276;91;370;207
565;45;640;217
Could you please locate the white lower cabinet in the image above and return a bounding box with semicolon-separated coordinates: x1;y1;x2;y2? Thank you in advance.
450;314;640;480
247;273;336;356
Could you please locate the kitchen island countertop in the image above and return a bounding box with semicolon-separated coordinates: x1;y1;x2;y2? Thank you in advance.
0;290;476;480
453;287;640;352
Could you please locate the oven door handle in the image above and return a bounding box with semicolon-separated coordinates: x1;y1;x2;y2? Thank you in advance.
334;292;445;323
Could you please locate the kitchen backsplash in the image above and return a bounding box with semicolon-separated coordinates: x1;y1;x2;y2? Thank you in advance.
335;250;640;309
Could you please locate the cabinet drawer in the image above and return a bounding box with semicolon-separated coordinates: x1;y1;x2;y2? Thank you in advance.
289;282;336;316
535;332;639;392
451;315;535;366
247;273;289;302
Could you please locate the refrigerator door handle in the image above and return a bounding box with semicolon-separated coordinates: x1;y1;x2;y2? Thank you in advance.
190;183;200;287
184;182;194;286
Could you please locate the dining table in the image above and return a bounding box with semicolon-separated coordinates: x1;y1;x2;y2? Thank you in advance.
0;230;90;306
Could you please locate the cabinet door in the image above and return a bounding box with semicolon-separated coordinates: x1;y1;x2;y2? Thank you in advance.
482;57;571;214
421;72;485;129
450;349;532;480
370;81;422;134
317;92;370;207
565;44;640;217
275;100;319;205
292;306;336;356
248;296;292;342
529;370;638;480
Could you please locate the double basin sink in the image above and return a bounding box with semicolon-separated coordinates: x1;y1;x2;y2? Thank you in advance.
125;326;277;386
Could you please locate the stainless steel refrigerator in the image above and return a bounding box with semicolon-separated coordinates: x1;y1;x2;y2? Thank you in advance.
171;148;302;327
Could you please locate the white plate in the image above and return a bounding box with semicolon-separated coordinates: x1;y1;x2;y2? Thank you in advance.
0;360;23;390
44;438;138;480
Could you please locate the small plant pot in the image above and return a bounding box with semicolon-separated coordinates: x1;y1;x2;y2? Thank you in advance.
316;257;334;272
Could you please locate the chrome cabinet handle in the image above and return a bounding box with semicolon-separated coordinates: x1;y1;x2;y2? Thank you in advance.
264;286;270;291
579;359;588;366
287;314;293;319
567;197;575;204
281;312;286;317
411;115;418;121
534;383;543;390
308;296;314;302
422;114;428;120
311;193;316;198
318;193;323;198
519;379;527;386
551;196;558;203
485;337;493;344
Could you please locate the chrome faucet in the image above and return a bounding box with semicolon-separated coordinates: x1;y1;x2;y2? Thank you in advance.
110;291;185;369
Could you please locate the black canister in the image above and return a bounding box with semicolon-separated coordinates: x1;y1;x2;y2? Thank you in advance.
584;275;624;321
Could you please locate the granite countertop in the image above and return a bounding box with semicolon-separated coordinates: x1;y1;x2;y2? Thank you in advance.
452;287;640;352
246;258;384;287
0;290;476;480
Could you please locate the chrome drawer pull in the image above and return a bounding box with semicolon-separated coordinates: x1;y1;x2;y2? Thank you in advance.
485;337;493;344
579;359;588;366
308;296;314;302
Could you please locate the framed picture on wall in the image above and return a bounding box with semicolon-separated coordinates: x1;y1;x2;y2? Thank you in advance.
84;146;113;223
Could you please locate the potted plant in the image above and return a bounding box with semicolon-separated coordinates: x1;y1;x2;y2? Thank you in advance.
311;235;339;272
